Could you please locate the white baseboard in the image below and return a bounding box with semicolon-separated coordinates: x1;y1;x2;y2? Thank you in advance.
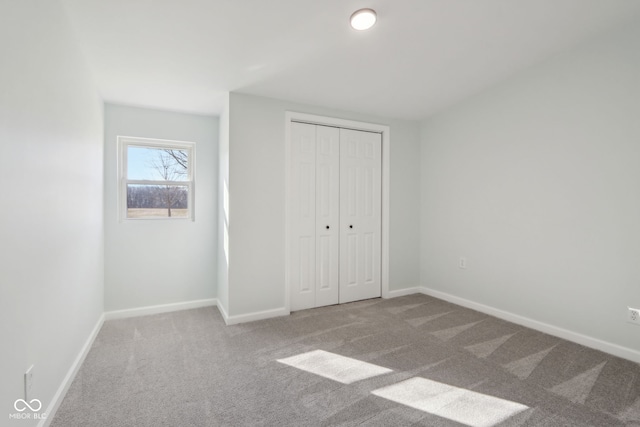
216;300;230;323
419;286;640;364
384;286;421;298
221;306;290;325
104;298;217;320
40;313;104;427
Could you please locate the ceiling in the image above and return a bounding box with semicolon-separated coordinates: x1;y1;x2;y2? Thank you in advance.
60;0;640;120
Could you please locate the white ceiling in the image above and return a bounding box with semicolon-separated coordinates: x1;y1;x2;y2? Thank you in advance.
60;0;640;120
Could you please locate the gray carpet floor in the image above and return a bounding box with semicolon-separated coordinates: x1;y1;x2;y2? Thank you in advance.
51;294;640;426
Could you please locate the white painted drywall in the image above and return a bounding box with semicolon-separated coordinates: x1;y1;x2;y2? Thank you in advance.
0;0;104;423
104;105;218;311
420;21;640;352
226;93;420;317
217;93;230;316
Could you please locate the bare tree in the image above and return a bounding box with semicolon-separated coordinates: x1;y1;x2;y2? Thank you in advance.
149;149;188;217
164;149;188;171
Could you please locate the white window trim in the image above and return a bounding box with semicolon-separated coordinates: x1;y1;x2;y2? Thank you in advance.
117;136;196;221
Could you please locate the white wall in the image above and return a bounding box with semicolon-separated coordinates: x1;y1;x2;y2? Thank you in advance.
0;0;104;423
217;93;230;316
104;104;218;311
420;21;640;356
226;93;420;318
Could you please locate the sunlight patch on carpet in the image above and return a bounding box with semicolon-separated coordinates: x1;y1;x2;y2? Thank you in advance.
371;377;528;427
277;350;393;384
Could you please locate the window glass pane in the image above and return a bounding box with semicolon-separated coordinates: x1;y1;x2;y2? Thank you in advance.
127;146;189;181
127;184;189;218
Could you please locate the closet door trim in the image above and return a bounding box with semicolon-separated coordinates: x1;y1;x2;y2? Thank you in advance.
285;112;390;313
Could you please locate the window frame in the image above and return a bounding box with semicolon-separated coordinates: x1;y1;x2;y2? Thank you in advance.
117;136;196;221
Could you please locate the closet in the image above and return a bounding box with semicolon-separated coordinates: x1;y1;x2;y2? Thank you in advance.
289;121;382;311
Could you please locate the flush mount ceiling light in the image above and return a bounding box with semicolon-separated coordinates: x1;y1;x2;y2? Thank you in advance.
350;8;377;31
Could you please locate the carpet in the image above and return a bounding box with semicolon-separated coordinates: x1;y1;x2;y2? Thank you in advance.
51;294;640;426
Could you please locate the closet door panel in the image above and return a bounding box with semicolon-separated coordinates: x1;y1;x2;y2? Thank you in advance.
315;125;340;307
290;122;317;311
339;128;382;304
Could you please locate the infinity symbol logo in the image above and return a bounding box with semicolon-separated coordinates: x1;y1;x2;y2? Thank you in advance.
14;399;42;412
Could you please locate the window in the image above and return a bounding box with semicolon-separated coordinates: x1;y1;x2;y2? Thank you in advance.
118;136;195;220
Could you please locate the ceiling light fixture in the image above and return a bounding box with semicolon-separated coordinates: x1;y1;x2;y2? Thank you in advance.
350;8;377;31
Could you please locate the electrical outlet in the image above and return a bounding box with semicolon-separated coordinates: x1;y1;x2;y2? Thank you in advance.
459;257;467;269
628;307;640;325
24;365;34;400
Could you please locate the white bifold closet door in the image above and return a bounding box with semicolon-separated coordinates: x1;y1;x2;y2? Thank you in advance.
290;122;381;311
338;128;382;304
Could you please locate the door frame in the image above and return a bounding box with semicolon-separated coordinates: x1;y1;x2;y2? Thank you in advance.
284;111;391;312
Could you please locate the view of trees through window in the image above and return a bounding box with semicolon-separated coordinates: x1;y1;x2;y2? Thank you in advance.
126;146;191;218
